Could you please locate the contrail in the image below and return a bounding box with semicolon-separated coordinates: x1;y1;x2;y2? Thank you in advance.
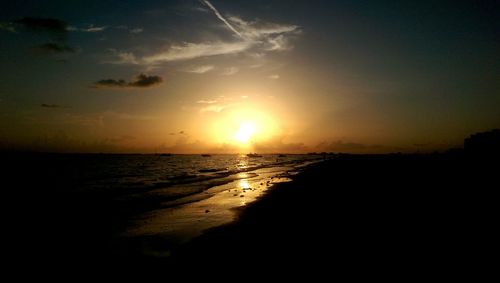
201;0;243;38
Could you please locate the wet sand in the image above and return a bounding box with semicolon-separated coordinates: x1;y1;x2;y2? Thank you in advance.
170;153;495;274
122;168;294;257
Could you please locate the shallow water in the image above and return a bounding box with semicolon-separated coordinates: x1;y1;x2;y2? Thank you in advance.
7;153;324;258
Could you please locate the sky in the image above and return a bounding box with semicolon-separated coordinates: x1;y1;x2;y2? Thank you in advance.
0;0;498;153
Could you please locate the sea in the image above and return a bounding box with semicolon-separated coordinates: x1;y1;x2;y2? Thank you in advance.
5;153;325;257
35;153;321;195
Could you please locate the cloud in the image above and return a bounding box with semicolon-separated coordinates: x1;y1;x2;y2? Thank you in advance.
226;16;300;51
14;17;68;34
201;0;243;38
200;104;234;113
143;41;251;64
92;73;163;89
268;74;280;79
34;42;75;54
184;65;215;74
265;34;292;51
104;50;139;64
129;28;143;34
197;100;218;104
41;104;62;108
128;74;163;87
228;16;300;40
9;17;77;53
222;67;239;75
167;131;186;136
100;2;300;67
193;6;210;13
197;3;300;53
12;17;69;43
115;25;144;34
68;24;107;32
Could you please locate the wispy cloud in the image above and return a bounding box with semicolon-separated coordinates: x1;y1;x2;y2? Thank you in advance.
268;74;280;79
265;34;292;51
115;25;144;34
197;100;218;104
201;0;243;38
200;104;232;113
7;17;77;54
222;66;239;75
104;50;139;64
104;1;300;66
184;65;215;74
67;24;107;32
228;16;299;39
143;41;251;64
92;73;163;89
14;17;68;35
129;28;143;34
228;16;300;51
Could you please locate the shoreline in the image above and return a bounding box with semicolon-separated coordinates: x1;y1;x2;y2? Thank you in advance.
115;161;323;258
4;152;495;272
168;153;495;269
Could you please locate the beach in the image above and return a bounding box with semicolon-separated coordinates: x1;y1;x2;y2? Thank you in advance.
171;153;495;274
3;152;495;275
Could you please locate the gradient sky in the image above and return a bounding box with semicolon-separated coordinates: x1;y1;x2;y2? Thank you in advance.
1;0;498;153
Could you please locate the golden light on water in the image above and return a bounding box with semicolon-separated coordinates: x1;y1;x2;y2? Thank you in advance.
238;178;250;189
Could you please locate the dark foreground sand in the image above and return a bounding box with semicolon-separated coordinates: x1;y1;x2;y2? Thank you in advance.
170;153;496;275
3;153;496;276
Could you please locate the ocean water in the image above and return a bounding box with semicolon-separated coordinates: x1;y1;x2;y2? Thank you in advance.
6;153;324;256
50;153;319;197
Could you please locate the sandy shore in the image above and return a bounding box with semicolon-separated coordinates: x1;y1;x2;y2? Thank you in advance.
3;153;496;275
168;153;495;273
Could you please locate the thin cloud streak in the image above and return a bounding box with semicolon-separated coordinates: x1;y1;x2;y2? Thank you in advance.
200;104;232;113
129;28;143;34
104;2;300;66
143;41;251;64
201;0;243;38
197;100;218;104
184;65;215;74
67;24;109;32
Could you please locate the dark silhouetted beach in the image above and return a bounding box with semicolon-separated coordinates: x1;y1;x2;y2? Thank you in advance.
2;150;496;277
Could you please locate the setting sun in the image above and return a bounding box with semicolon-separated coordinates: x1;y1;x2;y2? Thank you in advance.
234;123;256;143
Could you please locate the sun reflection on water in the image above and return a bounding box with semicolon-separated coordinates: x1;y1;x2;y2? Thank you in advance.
239;178;250;189
236;155;249;169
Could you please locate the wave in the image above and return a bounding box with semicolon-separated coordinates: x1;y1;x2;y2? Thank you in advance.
75;155;323;209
